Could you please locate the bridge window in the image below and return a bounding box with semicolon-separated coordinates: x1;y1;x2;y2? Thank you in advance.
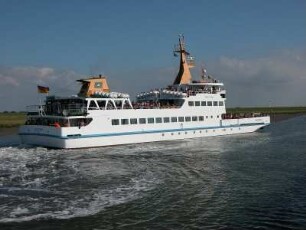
195;101;200;106
219;101;224;106
188;101;194;106
163;117;170;123
69;118;93;127
148;118;154;124
192;116;198;121
178;117;184;122
171;117;177;122
185;116;191;122
199;116;204;121
201;101;206;106
94;82;102;88
214;101;218;106
139;118;146;124
156;117;162;123
130;118;137;124
121;119;129;125
112;119;119;125
207;101;212;106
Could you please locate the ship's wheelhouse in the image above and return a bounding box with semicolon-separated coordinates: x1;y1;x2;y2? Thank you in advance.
45;96;87;116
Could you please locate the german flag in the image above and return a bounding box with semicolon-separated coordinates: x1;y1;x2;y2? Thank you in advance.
37;85;49;94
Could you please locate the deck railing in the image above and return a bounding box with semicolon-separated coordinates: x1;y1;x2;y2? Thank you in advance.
26;104;87;117
26;105;46;116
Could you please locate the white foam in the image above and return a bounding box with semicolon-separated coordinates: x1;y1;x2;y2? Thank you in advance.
0;146;161;223
0;175;160;223
10;207;30;217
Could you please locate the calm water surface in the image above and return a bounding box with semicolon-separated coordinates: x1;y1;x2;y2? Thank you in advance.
0;116;305;229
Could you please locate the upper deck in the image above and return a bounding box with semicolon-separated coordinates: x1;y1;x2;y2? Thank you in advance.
25;35;227;118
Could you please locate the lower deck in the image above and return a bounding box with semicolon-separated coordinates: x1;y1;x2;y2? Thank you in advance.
19;116;270;149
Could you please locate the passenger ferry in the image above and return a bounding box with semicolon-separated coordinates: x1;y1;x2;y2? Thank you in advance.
19;36;270;149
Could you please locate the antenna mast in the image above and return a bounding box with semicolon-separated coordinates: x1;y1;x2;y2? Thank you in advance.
173;35;195;85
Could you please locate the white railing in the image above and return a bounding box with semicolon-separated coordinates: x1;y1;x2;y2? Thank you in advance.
26;104;87;117
26;105;45;116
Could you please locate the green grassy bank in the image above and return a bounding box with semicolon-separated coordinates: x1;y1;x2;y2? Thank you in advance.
0;112;26;128
227;106;306;115
0;107;305;128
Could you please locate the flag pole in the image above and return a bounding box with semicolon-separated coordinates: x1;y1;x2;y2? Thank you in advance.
37;85;49;116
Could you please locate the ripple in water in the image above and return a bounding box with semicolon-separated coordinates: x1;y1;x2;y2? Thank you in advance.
0;116;305;229
0;146;161;223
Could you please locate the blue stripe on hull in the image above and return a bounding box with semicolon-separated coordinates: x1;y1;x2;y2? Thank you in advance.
19;123;266;140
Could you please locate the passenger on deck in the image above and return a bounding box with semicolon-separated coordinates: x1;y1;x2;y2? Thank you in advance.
78;119;85;129
63;120;70;127
54;122;61;128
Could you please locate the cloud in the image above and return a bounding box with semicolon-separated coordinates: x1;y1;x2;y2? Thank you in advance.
0;66;55;87
0;75;19;87
0;66;82;88
0;49;305;111
207;49;306;107
0;66;83;111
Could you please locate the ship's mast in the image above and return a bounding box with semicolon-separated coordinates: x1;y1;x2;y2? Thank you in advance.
173;35;195;85
200;64;207;82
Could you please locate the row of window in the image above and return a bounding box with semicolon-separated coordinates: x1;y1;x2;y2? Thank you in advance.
188;101;224;107
112;115;220;126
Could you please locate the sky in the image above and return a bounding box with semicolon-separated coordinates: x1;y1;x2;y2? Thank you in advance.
0;0;305;111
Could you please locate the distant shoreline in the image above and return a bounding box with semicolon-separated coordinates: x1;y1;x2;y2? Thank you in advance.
226;106;306;115
269;113;304;123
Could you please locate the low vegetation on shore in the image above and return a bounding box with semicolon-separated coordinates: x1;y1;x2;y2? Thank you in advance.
0;112;26;128
227;106;306;115
0;107;305;128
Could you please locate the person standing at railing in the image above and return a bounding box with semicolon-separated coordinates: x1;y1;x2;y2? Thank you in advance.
54;121;61;128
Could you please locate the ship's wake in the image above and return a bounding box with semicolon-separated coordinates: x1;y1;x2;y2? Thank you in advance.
0;146;161;223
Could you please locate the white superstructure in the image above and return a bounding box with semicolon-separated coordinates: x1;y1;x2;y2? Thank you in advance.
19;36;270;149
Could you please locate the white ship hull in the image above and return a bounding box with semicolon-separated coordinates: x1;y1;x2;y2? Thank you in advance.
19;115;270;149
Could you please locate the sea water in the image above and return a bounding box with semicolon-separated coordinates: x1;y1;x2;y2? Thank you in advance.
0;116;305;229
